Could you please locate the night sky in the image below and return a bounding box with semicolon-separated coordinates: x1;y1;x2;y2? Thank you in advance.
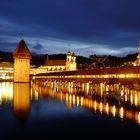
0;0;140;57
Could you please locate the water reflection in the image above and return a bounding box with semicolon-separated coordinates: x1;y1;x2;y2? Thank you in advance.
0;81;140;125
13;83;30;121
31;82;140;125
0;82;13;104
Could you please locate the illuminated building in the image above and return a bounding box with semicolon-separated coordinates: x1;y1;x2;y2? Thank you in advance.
32;50;77;74
13;39;31;82
66;51;77;70
0;62;13;80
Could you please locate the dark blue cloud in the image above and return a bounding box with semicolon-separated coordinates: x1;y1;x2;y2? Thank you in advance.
33;43;44;50
0;0;140;56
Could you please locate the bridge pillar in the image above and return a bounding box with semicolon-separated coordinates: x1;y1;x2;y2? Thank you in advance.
100;83;105;97
85;82;89;94
81;83;85;91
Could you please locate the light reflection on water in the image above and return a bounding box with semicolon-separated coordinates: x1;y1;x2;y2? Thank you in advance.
0;82;140;125
0;82;13;104
13;83;30;121
31;82;140;125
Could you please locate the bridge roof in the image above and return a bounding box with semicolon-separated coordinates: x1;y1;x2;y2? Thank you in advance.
13;39;31;59
35;66;140;76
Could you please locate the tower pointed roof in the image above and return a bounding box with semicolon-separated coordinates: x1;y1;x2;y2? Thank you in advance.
13;39;31;59
72;52;76;57
67;49;71;56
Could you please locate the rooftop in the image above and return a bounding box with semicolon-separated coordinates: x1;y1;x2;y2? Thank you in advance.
43;60;66;66
13;39;31;59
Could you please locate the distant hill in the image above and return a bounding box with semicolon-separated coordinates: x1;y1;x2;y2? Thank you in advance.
0;50;138;68
0;51;91;67
0;51;13;62
89;54;137;68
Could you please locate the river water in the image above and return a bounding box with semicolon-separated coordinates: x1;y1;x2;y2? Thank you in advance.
0;81;140;139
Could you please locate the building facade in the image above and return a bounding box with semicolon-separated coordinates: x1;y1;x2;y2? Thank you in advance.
0;62;13;80
31;50;77;75
66;51;77;70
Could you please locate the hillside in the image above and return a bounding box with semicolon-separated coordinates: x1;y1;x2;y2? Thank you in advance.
0;50;137;69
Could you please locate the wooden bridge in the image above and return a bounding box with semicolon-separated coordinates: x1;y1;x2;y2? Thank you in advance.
31;66;140;85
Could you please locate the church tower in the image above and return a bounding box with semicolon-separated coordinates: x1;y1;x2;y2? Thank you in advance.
66;50;72;70
66;50;77;70
13;39;31;82
71;52;77;70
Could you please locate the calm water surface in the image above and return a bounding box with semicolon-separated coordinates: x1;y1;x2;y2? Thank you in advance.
0;82;140;139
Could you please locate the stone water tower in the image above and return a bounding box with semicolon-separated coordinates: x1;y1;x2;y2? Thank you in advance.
13;39;31;82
